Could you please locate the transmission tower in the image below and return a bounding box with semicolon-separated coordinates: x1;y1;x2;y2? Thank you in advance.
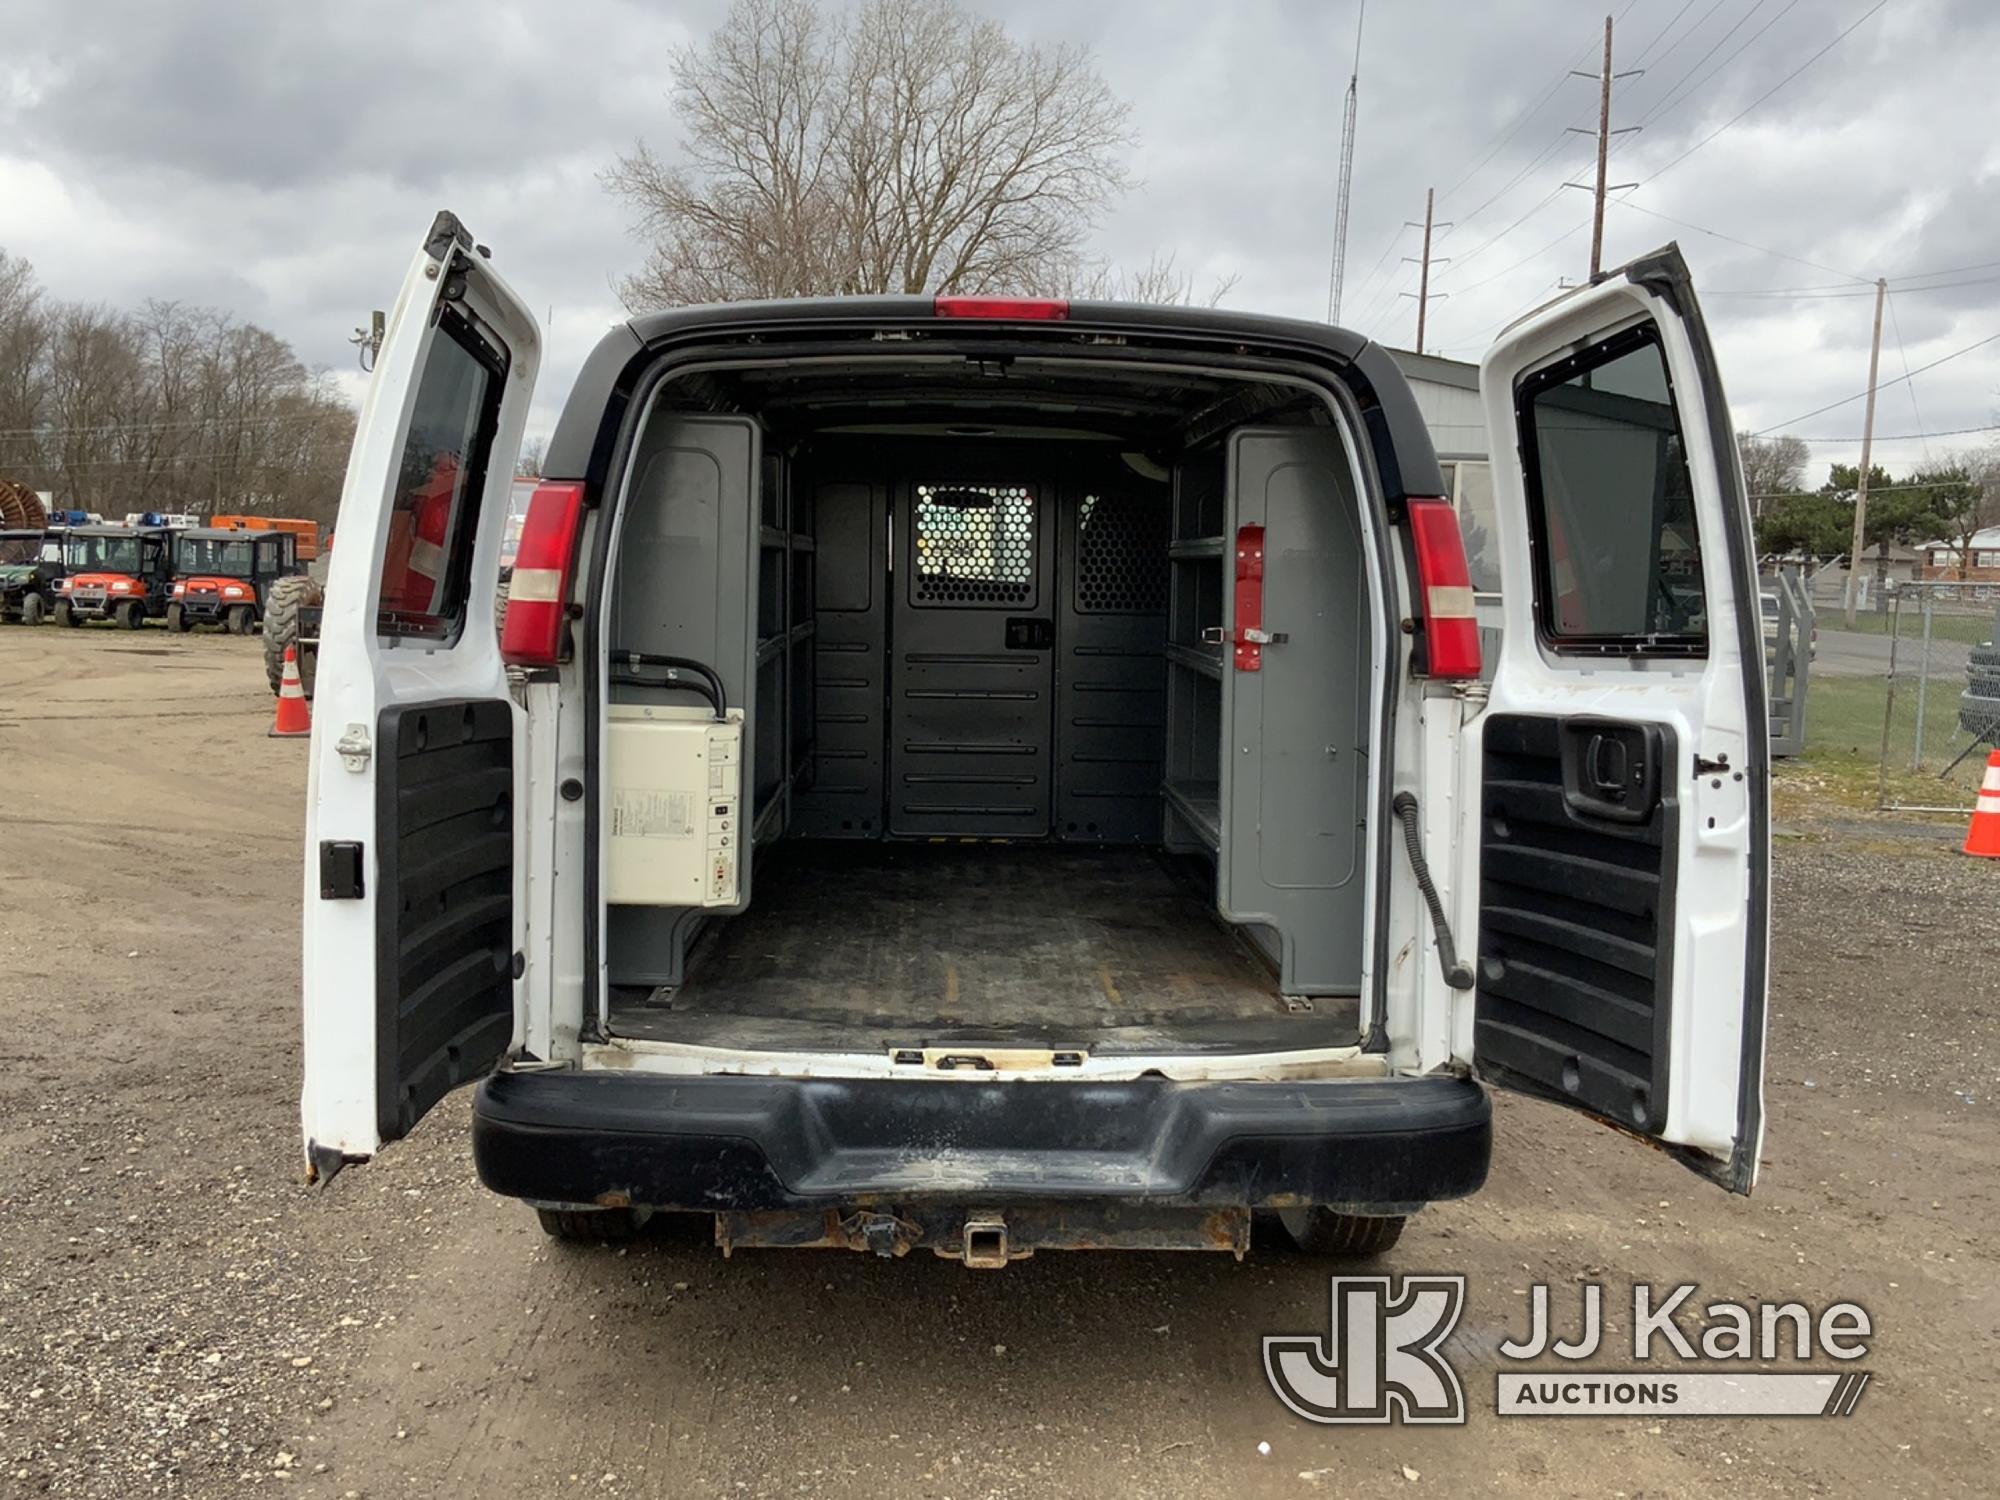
1326;2;1367;324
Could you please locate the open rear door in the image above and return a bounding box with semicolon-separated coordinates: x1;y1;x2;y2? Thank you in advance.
1470;245;1768;1192
301;212;540;1180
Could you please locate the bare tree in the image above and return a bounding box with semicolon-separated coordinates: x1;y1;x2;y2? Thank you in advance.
0;249;355;525
1058;250;1239;308
604;0;1137;308
517;434;547;478
1737;430;1810;518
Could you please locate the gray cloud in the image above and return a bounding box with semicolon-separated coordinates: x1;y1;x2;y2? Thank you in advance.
3;0;1992;475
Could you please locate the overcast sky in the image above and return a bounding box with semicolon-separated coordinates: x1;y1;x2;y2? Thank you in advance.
3;0;1991;479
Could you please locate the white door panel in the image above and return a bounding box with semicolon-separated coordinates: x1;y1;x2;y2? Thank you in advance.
301;213;540;1178
1467;245;1769;1193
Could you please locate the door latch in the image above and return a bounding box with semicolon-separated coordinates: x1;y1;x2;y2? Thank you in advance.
334;723;372;773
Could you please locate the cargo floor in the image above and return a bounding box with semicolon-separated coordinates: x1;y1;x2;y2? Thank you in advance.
609;842;1354;1054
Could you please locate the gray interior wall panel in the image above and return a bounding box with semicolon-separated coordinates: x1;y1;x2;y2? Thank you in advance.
790;472;888;837
607;414;760;985
1056;477;1170;843
1220;427;1368;995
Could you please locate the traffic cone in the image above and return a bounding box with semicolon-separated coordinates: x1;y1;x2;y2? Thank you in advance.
1963;749;2000;858
269;645;312;739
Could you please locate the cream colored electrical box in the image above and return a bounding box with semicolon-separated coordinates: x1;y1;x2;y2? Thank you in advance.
606;704;745;908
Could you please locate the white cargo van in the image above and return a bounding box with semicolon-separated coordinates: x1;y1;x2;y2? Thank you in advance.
300;212;1768;1263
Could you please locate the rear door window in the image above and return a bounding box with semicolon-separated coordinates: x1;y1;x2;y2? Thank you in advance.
377;309;506;643
1516;324;1705;652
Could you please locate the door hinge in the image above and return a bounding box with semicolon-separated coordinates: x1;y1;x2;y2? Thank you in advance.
335;723;372;772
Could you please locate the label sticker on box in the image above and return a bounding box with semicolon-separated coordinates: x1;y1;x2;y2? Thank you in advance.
611;789;695;840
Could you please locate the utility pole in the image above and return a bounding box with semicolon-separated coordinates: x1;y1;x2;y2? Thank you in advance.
1399;189;1450;353
1565;15;1641;279
1326;1;1367;323
1844;277;1889;627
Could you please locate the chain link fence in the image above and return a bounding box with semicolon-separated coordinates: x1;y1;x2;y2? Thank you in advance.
1868;582;2000;813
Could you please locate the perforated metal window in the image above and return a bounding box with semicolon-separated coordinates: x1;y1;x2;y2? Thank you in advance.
1076;492;1168;613
913;484;1035;606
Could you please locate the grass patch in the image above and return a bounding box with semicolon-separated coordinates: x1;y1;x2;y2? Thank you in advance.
1816;609;1995;646
1783;669;1991;814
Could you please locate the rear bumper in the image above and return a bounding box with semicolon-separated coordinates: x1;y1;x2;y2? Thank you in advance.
470;1070;1492;1212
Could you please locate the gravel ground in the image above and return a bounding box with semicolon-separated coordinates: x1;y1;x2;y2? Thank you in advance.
1;628;1995;1498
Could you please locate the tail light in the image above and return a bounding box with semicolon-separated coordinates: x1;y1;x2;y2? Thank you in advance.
933;295;1069;321
501;481;587;669
1404;497;1482;679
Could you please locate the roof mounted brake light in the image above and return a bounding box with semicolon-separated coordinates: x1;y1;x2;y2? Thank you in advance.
933;295;1070;321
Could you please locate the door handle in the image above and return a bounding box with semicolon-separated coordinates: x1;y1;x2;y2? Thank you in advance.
1558;719;1661;824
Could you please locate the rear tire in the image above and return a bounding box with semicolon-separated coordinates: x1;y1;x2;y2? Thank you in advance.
263;574;324;695
1278;1208;1408;1258
535;1206;644;1243
115;598;143;630
21;592;45;626
54;600;79;628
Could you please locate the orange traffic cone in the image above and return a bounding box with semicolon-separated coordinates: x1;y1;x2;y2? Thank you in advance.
269;645;312;739
1963;748;2000;858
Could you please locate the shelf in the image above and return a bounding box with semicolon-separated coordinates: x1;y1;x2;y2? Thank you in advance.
1165;641;1223;679
1169;536;1225;561
1163;779;1221;850
761;526;819;553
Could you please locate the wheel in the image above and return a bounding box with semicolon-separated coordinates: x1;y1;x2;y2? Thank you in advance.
262;574;324;695
54;599;79;628
165;603;188;633
115;598;144;630
535;1206;645;1243
20;592;45;626
227;602;254;635
1961;691;2000;745
1278;1208;1408;1258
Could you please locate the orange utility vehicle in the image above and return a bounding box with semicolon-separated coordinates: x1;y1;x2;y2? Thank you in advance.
167;527;307;634
209;513;322;561
53;525;174;628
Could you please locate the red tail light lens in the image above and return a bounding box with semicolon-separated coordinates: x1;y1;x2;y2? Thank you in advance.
500;481;586;669
1405;497;1482;679
933;295;1070;321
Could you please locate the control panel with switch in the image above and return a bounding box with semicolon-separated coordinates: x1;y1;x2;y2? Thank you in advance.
605;704;746;909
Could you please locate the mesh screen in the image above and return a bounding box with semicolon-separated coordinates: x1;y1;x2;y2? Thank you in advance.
1077;492;1169;613
913;484;1035;606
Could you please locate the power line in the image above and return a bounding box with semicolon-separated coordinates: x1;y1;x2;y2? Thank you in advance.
1638;0;1890;188
1705;273;2000;301
1795;424;2000;444
1636;0;1798;132
1631;0;1732;78
1882;288;1932;463
1629;0;1705;68
1436;0;1644;206
1755;331;2000;434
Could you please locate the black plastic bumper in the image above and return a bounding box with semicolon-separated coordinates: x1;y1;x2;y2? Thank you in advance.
471;1070;1492;1211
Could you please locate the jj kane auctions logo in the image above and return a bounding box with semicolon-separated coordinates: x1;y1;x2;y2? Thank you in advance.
1264;1276;1873;1424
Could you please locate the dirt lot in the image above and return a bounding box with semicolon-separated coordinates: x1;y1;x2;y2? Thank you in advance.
1;627;1995;1498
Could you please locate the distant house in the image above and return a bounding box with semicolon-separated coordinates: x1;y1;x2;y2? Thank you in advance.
1918;525;2000;582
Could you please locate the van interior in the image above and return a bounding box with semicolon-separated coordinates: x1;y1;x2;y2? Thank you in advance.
601;357;1381;1059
